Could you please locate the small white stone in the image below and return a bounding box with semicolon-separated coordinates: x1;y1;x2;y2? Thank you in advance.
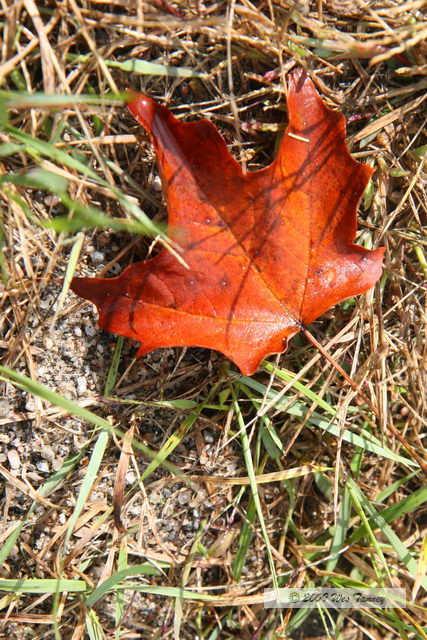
40;295;53;310
152;175;162;191
203;430;214;443
85;325;96;337
0;399;11;418
44;194;61;207
52;457;63;472
36;460;49;473
7;449;20;470
125;471;137;485
91;251;104;265
25;397;35;412
74;326;82;337
40;445;55;461
178;490;191;506
77;376;87;396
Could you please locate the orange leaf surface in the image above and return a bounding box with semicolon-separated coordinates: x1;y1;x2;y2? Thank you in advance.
71;69;384;375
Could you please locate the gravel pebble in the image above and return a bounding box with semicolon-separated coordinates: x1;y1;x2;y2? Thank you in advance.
125;471;137;485
25;397;35;412
41;445;55;461
85;325;96;337
0;398;12;418
52;457;64;472
7;449;20;470
77;376;88;396
40;295;53;310
36;460;50;473
178;490;191;506
152;175;162;191
90;250;105;264
203;430;214;443
44;194;61;207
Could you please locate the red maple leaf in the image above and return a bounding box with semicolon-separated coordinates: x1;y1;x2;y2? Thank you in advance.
71;69;384;375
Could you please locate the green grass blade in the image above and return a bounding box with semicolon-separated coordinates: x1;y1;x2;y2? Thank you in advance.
139;410;199;482
85;564;166;607
63;429;110;553
105;58;207;78
232;495;256;581
0;579;87;594
0;91;125;108
231;386;279;591
237;375;418;468
0;142;24;157
3;127;163;238
346;478;427;591
262;361;338;416
67;54;207;78
140;382;221;482
50;231;85;327
376;471;418;502
104;336;124;396
259;415;285;458
85;610;106;640
350;483;427;545
347;482;392;585
0;215;7;283
115;543;128;640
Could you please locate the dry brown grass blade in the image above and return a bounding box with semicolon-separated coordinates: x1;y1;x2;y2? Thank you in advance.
0;614;54;624
0;464;61;509
349;93;427;144
62;501;109;567
302;327;427;475
22;0;56;93
113;424;135;533
183;465;326;485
